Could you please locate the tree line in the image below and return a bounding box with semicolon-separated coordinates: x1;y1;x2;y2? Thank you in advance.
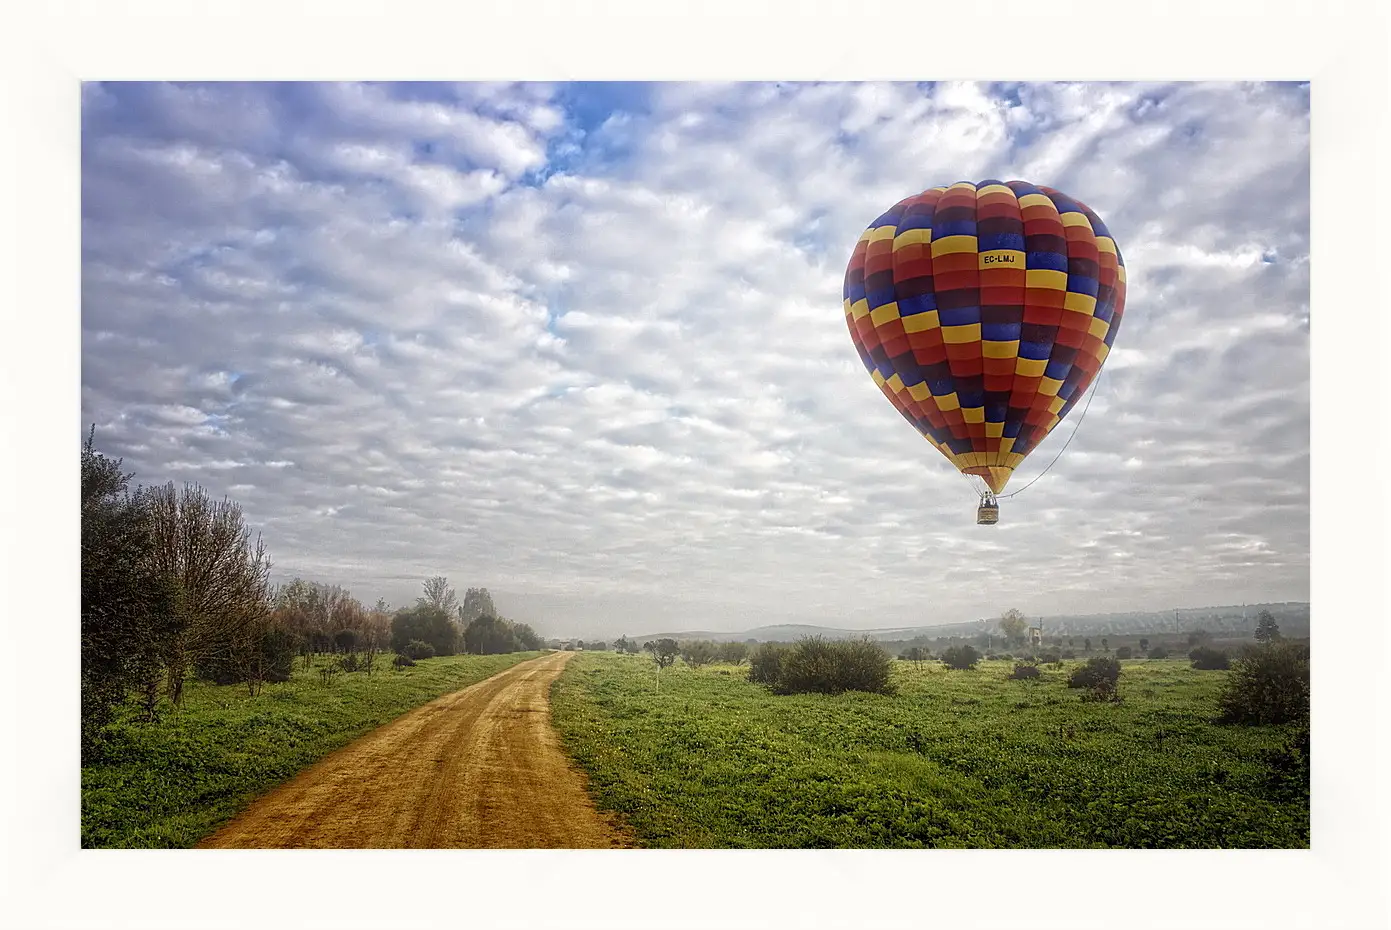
81;430;540;759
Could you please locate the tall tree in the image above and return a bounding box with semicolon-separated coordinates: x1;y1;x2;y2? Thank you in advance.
460;586;496;623
143;481;273;700
999;608;1028;644
81;431;179;755
1254;610;1281;643
418;576;458;615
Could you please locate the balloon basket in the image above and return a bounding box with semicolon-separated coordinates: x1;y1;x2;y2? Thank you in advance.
976;496;999;525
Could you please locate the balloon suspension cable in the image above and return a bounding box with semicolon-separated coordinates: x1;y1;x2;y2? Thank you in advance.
998;369;1105;501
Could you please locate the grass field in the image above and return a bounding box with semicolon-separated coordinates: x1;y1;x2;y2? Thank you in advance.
550;652;1309;848
81;651;543;848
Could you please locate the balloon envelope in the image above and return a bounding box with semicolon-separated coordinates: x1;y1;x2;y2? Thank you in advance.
842;180;1127;494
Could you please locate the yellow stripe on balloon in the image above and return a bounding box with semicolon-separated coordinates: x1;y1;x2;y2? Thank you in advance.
982;339;1020;359
1039;376;1064;396
1059;211;1093;230
871;370;886;387
961;406;985;424
893;228;930;250
1026;269;1068;291
869;225;898;243
985;421;1004;438
869;302;901;326
1095;236;1117;255
1018;193;1053;210
907;382;931;402
1015;357;1047;377
902;310;940;333
1047;396;1066;414
1064;291;1098;315
941;324;982;344
885;373;905;393
977;249;1025;270
977;183;1014;198
934;392;961;412
849;298;870;321
1088;316;1110;340
930;235;978;257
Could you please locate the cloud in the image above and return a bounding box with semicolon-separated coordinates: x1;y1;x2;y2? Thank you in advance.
81;81;1310;638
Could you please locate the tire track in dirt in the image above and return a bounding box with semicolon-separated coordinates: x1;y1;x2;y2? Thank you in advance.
199;651;633;849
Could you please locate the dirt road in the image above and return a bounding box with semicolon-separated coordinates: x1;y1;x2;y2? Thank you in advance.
199;651;633;849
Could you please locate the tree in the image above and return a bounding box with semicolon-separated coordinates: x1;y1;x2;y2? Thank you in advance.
1254;611;1281;643
418;576;458;615
680;640;719;668
1187;629;1212;647
459;586;496;624
391;605;458;656
1084;638;1092;653
614;634;636;654
81;431;179;755
512;622;544;651
717;641;749;665
1217;641;1309;725
462;614;520;655
939;645;980;670
1101;637;1110;653
999;608;1028;644
648;638;679;670
1139;637;1150;653
142;480;273;700
900;646;929;668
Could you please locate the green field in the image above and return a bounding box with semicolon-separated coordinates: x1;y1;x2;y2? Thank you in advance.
550;652;1309;848
81;651;543;848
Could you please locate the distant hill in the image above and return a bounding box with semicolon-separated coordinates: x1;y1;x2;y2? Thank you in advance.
629;602;1309;645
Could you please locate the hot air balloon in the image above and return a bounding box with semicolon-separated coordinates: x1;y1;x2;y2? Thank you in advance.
842;180;1126;524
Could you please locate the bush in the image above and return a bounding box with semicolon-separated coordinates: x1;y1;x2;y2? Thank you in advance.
404;640;435;660
1147;646;1170;659
1217;641;1309;725
260;627;298;683
1190;646;1230;670
392;653;416;670
1008;663;1042;680
1114;646;1134;659
1068;657;1121;690
940;645;980;670
339;652;361;673
748;642;786;685
1061;650;1077;660
1038;651;1061;665
1081;679;1122;703
680;640;720;668
333;628;358;653
773;637;894;696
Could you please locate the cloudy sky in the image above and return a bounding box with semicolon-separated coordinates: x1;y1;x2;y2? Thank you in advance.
80;81;1310;639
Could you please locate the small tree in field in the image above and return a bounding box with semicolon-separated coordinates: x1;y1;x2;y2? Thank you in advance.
1254;611;1281;643
939;644;980;670
1139;638;1150;654
748;642;785;685
1218;641;1308;725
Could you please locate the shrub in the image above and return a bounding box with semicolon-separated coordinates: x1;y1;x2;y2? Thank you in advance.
939;645;980;670
680;640;720;668
332;628;358;653
985;652;999;661
1008;663;1042;681
1068;656;1121;690
748;642;786;685
1038;651;1061;665
774;637;893;696
404;640;435;660
1114;646;1134;659
339;652;361;673
260;627;298;683
1217;641;1309;725
1190;646;1230;670
1147;646;1170;659
1061;650;1077;660
392;653;415;670
1081;679;1122;703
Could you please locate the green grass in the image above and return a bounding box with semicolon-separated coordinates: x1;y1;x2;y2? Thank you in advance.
551;653;1309;848
82;651;543;848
